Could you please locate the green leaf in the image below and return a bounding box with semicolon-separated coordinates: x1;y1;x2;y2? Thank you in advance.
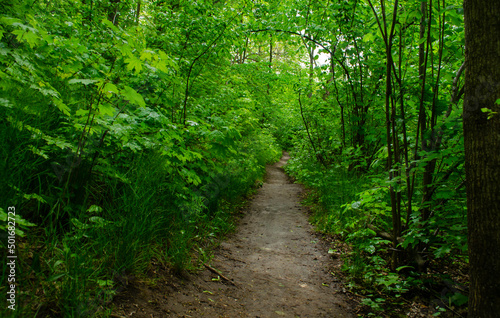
121;86;146;107
0;17;22;26
140;49;155;61
449;292;468;306
125;56;143;74
28;145;49;159
396;265;414;272
434;245;452;258
69;79;99;85
363;33;374;42
11;26;40;48
0;208;36;237
481;107;498;119
0;98;12;108
124;140;142;152
365;245;376;254
99;103;115;116
87;205;103;214
47;273;66;282
30;83;60;98
159;50;178;70
16;217;36;228
102;82;119;95
97;280;114;287
101;18;119;32
23;193;47;203
23;30;39;48
76;109;89;117
71;218;91;230
89;216;113;227
53;99;71;116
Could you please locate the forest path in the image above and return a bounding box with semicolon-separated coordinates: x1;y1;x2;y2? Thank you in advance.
113;153;355;317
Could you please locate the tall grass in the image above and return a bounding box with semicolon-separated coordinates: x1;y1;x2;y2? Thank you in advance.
0;104;281;317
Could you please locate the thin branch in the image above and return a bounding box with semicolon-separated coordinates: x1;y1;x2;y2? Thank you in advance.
204;264;237;286
182;14;240;125
250;29;333;55
298;91;326;167
367;0;388;47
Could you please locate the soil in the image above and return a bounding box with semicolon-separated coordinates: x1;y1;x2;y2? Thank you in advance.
112;153;356;318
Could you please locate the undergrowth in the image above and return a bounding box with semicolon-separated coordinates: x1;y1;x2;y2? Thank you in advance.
0;5;285;315
1;139;280;317
285;149;468;318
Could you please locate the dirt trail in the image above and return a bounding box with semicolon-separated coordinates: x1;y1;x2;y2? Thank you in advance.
113;153;354;317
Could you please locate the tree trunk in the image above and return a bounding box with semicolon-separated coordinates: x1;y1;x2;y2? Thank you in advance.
267;34;273;96
136;0;141;24
331;56;346;147
464;0;500;316
108;0;121;26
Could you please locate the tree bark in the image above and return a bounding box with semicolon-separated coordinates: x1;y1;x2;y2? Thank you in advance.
136;0;141;24
464;0;500;316
267;34;273;96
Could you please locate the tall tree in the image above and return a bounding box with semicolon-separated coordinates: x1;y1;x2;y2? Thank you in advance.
463;0;500;316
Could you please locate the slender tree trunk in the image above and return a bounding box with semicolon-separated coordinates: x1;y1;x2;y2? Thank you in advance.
385;47;398;270
242;37;249;64
136;0;141;24
300;35;315;93
417;1;433;222
397;25;412;229
268;34;273;96
298;91;321;166
352;36;365;150
420;1;443;223
464;0;500;316
108;0;121;26
414;0;428;181
370;0;400;268
331;56;346;147
367;0;400;269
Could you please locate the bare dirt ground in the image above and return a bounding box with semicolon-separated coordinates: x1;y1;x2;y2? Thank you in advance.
112;153;356;317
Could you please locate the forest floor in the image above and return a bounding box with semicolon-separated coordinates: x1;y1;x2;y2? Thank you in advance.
111;153;357;317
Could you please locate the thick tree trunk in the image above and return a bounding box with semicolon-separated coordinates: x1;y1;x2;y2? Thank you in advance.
464;0;500;316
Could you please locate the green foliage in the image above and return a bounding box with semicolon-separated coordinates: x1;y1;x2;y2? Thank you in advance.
0;1;283;316
281;0;468;315
0;0;469;316
0;208;36;237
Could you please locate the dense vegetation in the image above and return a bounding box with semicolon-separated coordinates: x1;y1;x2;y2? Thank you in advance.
282;0;469;315
0;1;283;316
0;0;489;316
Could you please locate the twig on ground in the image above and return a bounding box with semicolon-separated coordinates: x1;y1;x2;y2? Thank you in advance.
204;264;237;286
